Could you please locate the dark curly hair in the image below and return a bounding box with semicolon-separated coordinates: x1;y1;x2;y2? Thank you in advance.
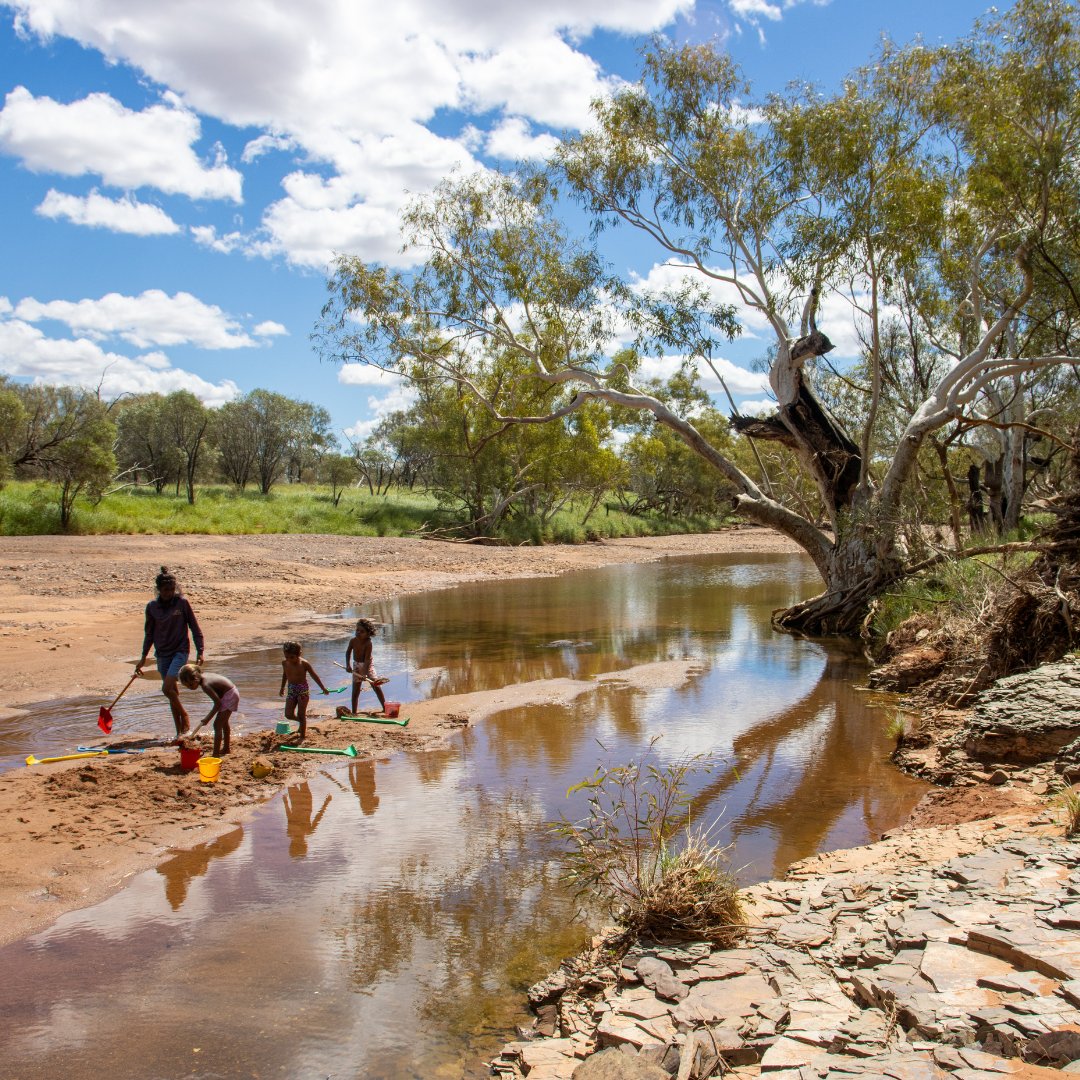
155;566;179;596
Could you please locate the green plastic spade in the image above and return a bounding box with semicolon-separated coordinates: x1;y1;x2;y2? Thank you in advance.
339;713;410;728
279;743;359;758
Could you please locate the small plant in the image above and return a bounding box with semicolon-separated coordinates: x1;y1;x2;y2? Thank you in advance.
551;742;743;946
1054;781;1080;837
885;713;907;746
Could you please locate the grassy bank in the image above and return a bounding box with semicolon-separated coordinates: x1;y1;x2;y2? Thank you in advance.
0;481;728;541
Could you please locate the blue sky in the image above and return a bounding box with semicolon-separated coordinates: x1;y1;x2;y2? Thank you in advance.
0;0;1002;443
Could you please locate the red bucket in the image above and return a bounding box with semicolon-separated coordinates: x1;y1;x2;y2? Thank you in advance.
384;702;401;718
179;744;202;771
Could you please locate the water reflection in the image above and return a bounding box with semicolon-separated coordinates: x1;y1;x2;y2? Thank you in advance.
350;758;380;815
156;825;244;909
283;781;332;857
0;551;931;1079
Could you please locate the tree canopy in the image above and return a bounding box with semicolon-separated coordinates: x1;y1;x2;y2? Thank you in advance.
320;0;1080;635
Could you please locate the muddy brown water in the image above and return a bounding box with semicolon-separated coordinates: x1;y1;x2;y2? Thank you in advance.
0;552;928;1079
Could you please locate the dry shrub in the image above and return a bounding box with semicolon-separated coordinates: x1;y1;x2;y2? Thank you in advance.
637;832;743;947
552;744;744;947
1056;783;1080;838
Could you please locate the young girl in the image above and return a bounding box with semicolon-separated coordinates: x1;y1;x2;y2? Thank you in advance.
345;618;388;715
279;641;329;741
135;566;205;739
178;664;238;757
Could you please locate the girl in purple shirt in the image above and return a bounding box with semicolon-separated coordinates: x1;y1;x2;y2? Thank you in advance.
135;566;205;738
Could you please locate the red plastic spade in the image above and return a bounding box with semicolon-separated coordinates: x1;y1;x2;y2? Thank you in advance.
98;671;140;734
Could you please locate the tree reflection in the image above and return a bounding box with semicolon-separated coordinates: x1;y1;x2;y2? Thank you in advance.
685;650;925;878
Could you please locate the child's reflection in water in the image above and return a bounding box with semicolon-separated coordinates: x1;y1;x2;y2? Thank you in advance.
157;826;244;909
283;782;332;857
349;758;379;816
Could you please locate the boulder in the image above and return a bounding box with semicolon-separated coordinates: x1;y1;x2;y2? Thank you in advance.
962;660;1080;765
571;1047;669;1080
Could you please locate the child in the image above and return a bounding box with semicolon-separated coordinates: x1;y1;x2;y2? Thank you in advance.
135;566;205;739
178;664;238;757
279;641;329;740
345;618;388;715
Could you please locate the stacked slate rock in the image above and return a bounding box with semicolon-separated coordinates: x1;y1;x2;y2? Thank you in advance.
490;816;1080;1079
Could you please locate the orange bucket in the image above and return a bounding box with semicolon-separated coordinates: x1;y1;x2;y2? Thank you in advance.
179;744;202;771
384;702;401;718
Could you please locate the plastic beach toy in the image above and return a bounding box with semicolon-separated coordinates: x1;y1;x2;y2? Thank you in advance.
279;744;359;758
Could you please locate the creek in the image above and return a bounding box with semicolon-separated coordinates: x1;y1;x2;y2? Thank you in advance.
0;550;928;1079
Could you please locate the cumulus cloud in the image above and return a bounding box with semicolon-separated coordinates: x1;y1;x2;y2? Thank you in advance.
241;133;295;163
189;224;248;255
727;0;832;40
342;386;419;442
14;289;263;350
0;314;240;406
337;363;401;388
485;117;560;161
5;0;691;267
730;0;782;21
631;260;878;359
632;352;770;398
0;87;242;201
734;397;777;415
35;189;181;235
253;321;288;338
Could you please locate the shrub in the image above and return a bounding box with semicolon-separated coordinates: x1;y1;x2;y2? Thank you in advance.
552;743;743;946
1055;781;1080;838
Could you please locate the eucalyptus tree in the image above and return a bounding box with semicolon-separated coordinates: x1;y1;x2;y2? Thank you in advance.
321;0;1079;636
115;394;185;492
213;396;260;490
0;378;117;525
0;380;26;486
158;390;210;504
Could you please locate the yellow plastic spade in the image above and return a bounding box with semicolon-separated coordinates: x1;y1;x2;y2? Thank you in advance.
26;750;110;765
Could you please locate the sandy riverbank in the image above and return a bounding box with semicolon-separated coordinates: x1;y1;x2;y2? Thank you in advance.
0;527;801;947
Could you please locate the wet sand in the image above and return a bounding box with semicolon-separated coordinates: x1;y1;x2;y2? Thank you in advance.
0;527;800;947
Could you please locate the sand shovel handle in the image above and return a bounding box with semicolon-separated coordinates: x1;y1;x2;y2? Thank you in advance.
107;671;141;711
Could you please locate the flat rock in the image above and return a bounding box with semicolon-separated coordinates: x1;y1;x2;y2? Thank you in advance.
673;972;777;1025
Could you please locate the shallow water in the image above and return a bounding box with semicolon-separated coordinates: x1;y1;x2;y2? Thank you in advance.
0;552;927;1078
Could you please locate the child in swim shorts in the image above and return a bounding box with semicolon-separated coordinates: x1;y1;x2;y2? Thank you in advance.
279;641;329;741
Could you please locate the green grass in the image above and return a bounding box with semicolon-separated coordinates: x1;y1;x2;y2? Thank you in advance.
0;481;444;536
0;480;733;540
871;542;1040;641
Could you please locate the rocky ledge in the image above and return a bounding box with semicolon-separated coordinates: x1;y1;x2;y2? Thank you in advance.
490;656;1080;1079
490;811;1080;1079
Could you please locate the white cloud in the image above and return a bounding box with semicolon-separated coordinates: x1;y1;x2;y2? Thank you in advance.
253;125;483;268
0;315;239;406
0;86;242;201
459;38;620;130
35;188;181;235
729;0;782;21
253;321;288;338
189;224;248;254
633;352;770;397
733;397;776;416
4;0;692;267
13;289;263;350
337;363;401;388
241;133;295;163
343;378;419;440
727;0;832;37
631;260;881;360
485;118;560;162
695;355;771;396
